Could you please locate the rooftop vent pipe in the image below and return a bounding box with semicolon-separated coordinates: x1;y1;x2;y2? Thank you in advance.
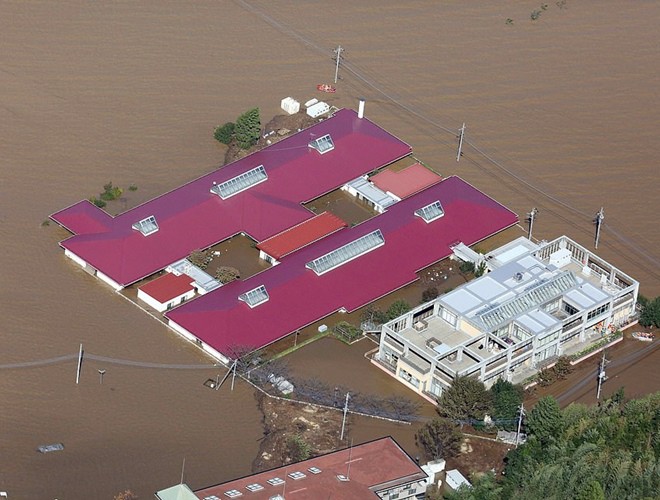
358;98;366;119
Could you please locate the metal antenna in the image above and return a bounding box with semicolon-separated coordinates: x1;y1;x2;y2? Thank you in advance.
594;207;605;249
456;123;466;162
180;457;186;484
333;45;344;84
527;208;538;240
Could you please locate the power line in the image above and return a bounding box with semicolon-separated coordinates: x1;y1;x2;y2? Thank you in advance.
234;0;659;280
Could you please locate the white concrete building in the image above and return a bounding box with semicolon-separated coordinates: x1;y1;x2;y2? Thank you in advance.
375;236;639;400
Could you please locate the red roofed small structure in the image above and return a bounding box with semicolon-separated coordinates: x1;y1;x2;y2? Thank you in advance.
182;437;428;500
256;212;347;263
137;273;195;312
370;163;441;200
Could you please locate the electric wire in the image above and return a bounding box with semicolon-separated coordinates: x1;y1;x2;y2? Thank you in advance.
235;0;659;279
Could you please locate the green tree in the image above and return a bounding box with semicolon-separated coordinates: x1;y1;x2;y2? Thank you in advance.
475;261;487;277
386;299;412;320
234;108;261;149
100;181;123;201
214;122;235;145
490;379;523;430
526;396;562;443
639;296;660;327
575;480;605;500
444;472;502;500
415;417;463;460
437;375;493;422
286;434;311;462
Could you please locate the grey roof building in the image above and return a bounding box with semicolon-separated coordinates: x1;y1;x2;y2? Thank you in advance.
375;236;639;400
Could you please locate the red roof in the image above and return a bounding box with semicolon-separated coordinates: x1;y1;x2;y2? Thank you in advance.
166;176;518;358
50;109;412;286
193;437;426;500
138;273;194;304
370;163;441;199
256;212;347;260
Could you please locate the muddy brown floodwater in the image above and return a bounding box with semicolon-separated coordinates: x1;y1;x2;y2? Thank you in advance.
1;1;659;498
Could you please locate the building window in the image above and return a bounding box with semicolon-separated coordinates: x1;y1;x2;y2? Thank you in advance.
562;301;579;316
587;304;609;320
441;308;457;327
398;369;419;388
430;378;443;396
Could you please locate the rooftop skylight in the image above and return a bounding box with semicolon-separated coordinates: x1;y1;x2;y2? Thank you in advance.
308;134;335;154
211;165;267;199
267;478;285;486
415;200;445;223
238;285;269;308
479;271;578;330
132;215;159;236
306;229;385;276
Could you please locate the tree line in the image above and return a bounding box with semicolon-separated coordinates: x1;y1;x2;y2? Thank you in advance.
447;390;660;499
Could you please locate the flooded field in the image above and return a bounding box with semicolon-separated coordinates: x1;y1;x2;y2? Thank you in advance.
1;1;659;497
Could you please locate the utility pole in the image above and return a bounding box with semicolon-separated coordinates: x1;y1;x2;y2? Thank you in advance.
594;207;605;249
596;351;608;400
230;359;238;391
333;45;344;84
456;123;466;162
340;392;350;441
514;402;525;447
75;343;83;385
527;208;538;241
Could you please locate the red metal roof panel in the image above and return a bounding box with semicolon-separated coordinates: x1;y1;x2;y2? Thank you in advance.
371;163;441;199
256;212;347;260
193;437;426;500
51;109;412;286
138;273;194;304
166;176;518;358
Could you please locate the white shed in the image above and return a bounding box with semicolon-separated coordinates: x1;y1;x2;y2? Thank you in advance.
306;101;330;118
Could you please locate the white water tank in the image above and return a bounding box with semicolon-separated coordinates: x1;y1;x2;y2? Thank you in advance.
281;97;300;115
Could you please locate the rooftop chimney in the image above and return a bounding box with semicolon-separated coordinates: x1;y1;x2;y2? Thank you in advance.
358;98;366;119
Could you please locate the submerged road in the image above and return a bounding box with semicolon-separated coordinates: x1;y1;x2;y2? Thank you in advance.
528;336;659;407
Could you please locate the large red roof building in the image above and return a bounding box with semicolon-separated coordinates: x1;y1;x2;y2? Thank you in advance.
166;176;517;361
51;107;518;362
51;109;412;288
156;437;429;500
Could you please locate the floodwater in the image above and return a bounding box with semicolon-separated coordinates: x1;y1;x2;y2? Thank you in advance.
1;1;659;497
